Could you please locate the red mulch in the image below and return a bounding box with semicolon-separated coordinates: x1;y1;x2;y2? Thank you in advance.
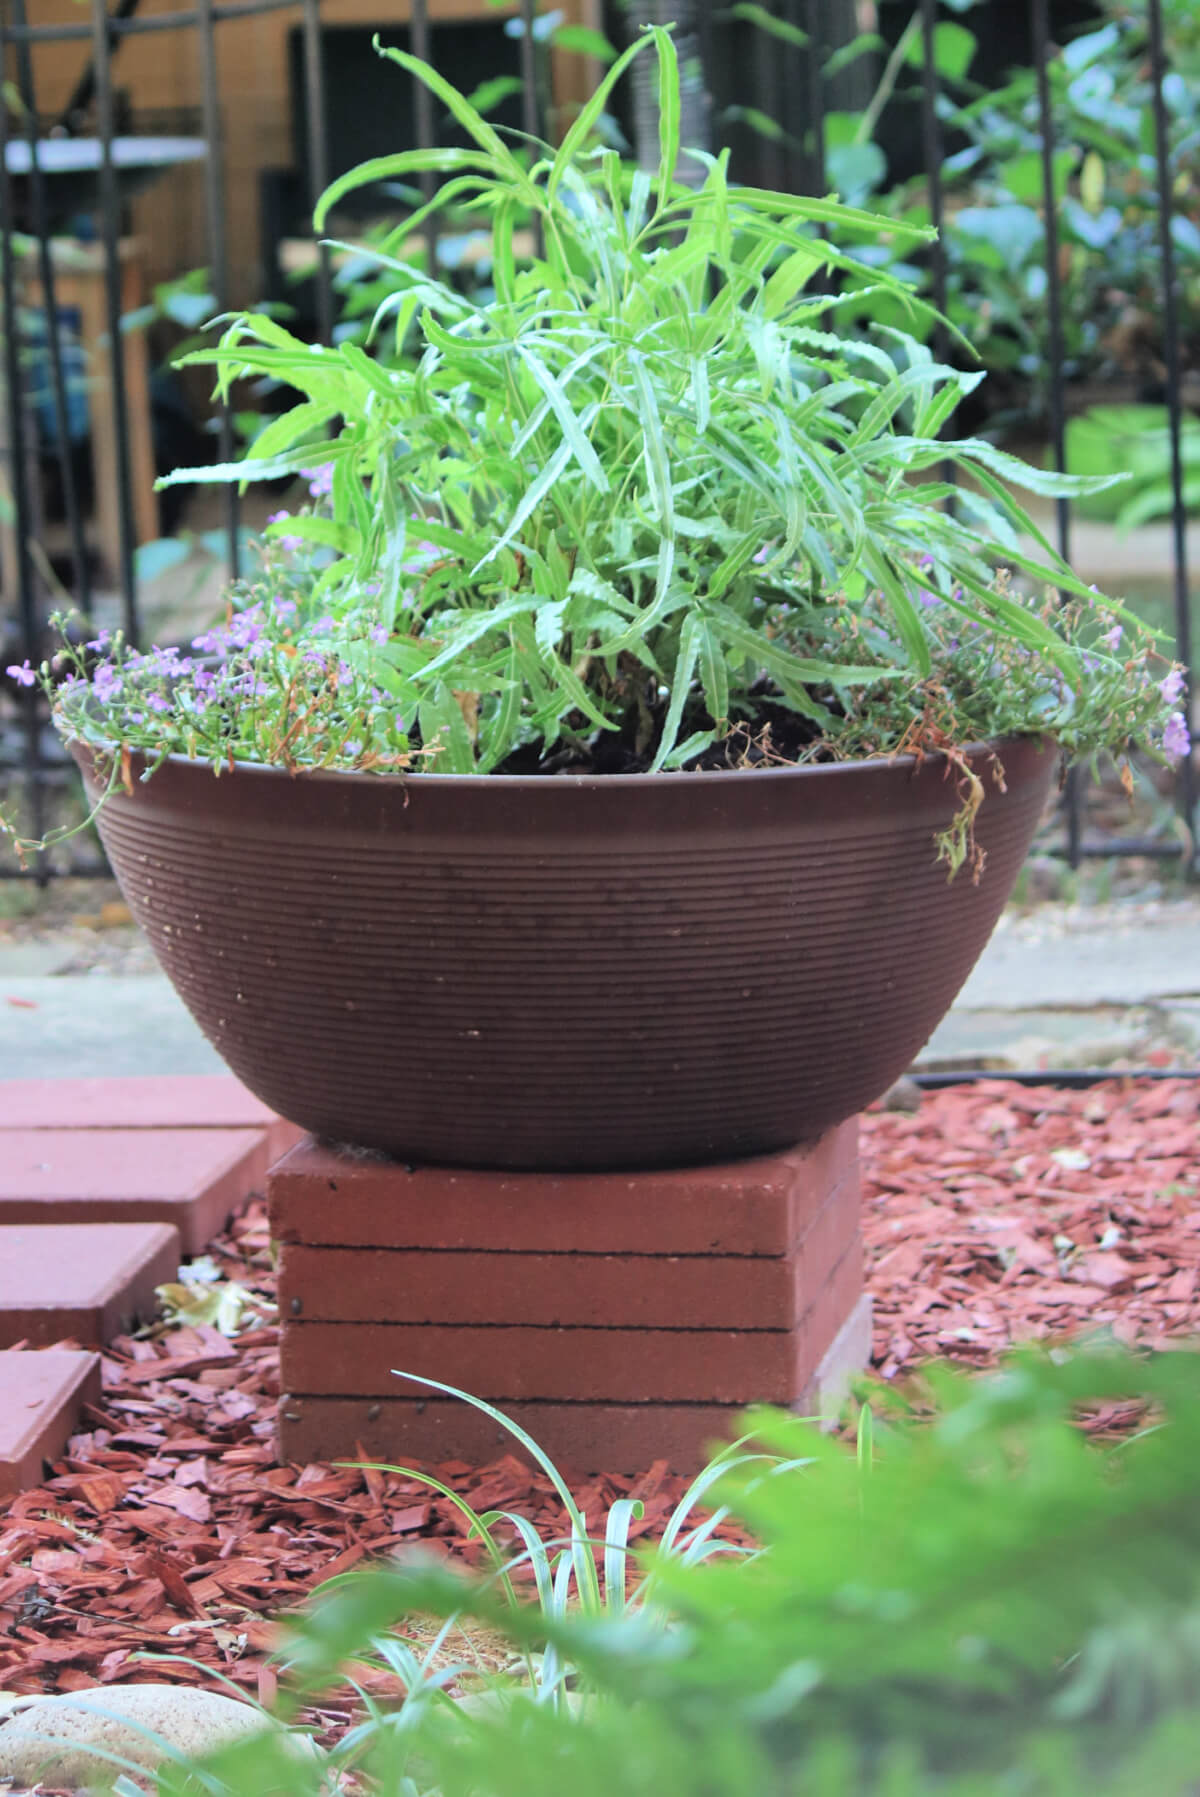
1;1077;1197;1708
866;1077;1200;1378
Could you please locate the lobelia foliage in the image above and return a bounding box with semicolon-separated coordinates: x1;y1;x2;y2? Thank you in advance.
8;26;1188;846
155;1347;1200;1797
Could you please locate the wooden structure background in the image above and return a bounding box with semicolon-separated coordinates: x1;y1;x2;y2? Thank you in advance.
14;0;604;302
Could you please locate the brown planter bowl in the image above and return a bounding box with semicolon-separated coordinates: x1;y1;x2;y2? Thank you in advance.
72;737;1056;1171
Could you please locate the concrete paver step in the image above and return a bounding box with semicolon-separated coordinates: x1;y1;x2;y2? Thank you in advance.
0;1349;101;1495
0;1222;180;1349
0;1075;303;1163
0;1128;269;1255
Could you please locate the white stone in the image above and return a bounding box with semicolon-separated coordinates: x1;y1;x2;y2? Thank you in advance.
0;1681;283;1792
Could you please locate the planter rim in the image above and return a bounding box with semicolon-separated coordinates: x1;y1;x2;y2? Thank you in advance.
72;732;1050;793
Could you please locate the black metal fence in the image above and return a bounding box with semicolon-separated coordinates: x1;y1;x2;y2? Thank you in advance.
0;0;1194;877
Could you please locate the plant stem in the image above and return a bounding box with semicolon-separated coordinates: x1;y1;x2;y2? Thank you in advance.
854;12;921;147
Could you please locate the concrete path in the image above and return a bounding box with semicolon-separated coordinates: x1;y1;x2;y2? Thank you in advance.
4;895;1199;1080
2;974;225;1077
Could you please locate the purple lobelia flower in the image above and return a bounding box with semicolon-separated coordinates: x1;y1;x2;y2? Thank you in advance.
1162;712;1191;763
302;463;335;498
6;661;36;687
1160;668;1186;707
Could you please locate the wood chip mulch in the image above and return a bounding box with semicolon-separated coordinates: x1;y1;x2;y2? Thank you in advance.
1;1077;1197;1709
865;1077;1199;1379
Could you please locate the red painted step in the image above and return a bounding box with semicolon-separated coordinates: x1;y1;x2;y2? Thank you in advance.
0;1350;101;1495
0;1075;303;1164
0;1128;267;1254
0;1223;179;1349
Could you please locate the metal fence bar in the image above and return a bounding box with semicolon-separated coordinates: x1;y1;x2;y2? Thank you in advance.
9;0;303;45
519;0;544;259
1062;839;1187;861
752;6;785;196
408;0;439;278
194;0;240;578
916;0;947;334
9;0;92;616
0;41;47;872
777;0;807;200
917;0;956;518
92;0;141;644
1146;0;1196;876
804;0;826;205
518;0;541;144
298;0;333;346
1030;0;1082;870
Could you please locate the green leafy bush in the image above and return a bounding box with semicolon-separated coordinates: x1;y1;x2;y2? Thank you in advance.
159;1347;1200;1797
822;3;1200;423
1065;404;1200;529
18;30;1183;808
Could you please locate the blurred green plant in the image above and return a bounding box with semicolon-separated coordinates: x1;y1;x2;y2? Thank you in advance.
150;1345;1200;1797
732;1;1198;432
1064;403;1200;529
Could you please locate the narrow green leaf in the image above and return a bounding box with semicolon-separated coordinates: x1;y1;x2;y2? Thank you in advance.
470;439;574;574
650;611;703;772
154;448;328;491
476;643;524;774
414;595;541;681
240;398;337;466
418;686;477;774
553;24;618;62
372;40;531;185
314;149;491;229
690;356;711;435
653;25;681;195
627;349;674;534
729;3;809;49
661;728;717;770
492;196;518;304
534;598;569;660
517;349;609;491
696;618;729;727
547;34;654;202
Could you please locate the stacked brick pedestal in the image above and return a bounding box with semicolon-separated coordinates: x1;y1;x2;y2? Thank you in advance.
270;1122;870;1475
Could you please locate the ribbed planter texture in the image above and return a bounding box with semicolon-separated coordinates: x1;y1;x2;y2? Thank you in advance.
73;736;1055;1171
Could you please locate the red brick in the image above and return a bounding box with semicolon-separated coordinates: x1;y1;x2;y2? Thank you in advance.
274;1125;866;1473
0;1223;179;1349
269;1122;858;1256
804;1243;865;1386
0;1129;268;1255
790;1171;862;1310
0;1077;303;1164
0;1350;102;1495
277;1395;756;1477
280;1296;853;1406
278;1169;859;1332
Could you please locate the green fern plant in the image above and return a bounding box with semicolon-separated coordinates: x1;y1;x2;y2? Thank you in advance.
123;27;1176;783
154;1347;1200;1797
